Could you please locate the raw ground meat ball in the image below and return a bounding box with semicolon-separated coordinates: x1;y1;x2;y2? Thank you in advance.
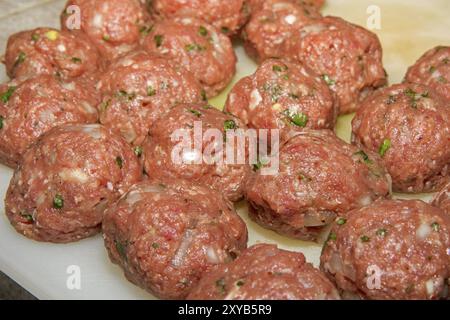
4;28;102;81
97;50;204;146
141;17;237;97
188;244;340;300
0;75;100;168
5;124;142;243
142;103;251;202
245;129;391;241
242;0;321;62
405;46;450;102
148;0;249;36
321;199;450;300
351;83;450;193
432;183;449;214
224;58;337;144
103;179;248;299
247;0;325;13
61;0;152;60
284;16;387;114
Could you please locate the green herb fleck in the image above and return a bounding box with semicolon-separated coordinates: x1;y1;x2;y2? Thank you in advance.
14;52;26;67
437;76;447;83
115;240;127;261
198;26;208;37
185;43;205;52
216;278;226;294
360;235;370;243
283;110;308;128
224;119;237;131
20;212;34;223
154;34;163;47
221;27;230;34
152;242;159;249
147;85;156;96
139;25;153;35
188;109;202;117
322;74;336;86
102;35;110;41
133;146;143;158
116;156;123;169
272;64;288;73
337;218;347;226
236;280;245;287
31;34;40;41
0;86;16;103
386;95;397;105
429;66;436;73
53;194;64;209
376;228;388;237
431;222;440;232
0;116;4;130
379;139;391;157
201;90;208;102
327;232;337;243
71;57;82;63
354;150;372;164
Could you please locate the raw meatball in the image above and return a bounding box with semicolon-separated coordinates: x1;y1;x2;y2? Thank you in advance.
242;0;321;62
149;0;249;36
432;183;449;214
405;46;450;102
224;58;337;144
245;130;391;241
321;199;450;300
142;103;251;202
97;50;204;146
103;179;248;299
188;244;340;300
351;83;450;193
5;124;142;243
284;16;387;114
61;0;152;60
0;75;99;168
141;18;236;97
4;27;101;81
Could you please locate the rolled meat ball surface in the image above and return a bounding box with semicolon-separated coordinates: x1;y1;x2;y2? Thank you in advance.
97;50;204;146
351;83;450;193
188;244;340;300
0;75;99;168
224;58;337;144
321;199;450;300
245;129;391;241
103;179;248;299
5;124;142;243
141;17;237;98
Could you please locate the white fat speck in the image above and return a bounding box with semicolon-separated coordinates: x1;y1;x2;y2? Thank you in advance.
80;124;103;139
426;279;435;296
61;82;76;91
121;59;134;67
59;169;89;183
81;101;96;114
57;44;66;52
93;14;103;28
205;247;221;264
249;89;262;110
284;14;297;25
107;182;114;191
180;18;193;25
358;195;372;207
416;223;432;240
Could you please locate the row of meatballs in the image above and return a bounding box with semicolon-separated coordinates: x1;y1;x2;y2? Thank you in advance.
0;0;448;300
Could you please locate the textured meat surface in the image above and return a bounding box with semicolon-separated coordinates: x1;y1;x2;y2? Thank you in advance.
432;183;450;214
405;46;450;102
142;103;251;202
141;17;236;97
245;129;391;241
352;83;450;193
247;0;325;13
243;0;321;62
61;0;152;60
4;28;102;81
284;16;387;114
97;50;203;146
103;179;248;299
0;75;100;167
188;244;340;300
224;58;337;144
149;0;249;36
5;124;142;243
321;199;450;300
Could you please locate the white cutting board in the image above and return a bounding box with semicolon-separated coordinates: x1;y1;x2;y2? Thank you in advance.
0;0;448;300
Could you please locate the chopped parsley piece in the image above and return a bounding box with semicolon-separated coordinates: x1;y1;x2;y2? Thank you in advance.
139;25;153;35
20;212;34;223
327;232;337;243
386;95;397;105
0;86;16;103
272;64;288;73
14;52;26;67
188;109;202;117
429;66;436;73
31;33;40;41
147;85;156;96
185;43;205;52
236;280;245;287
102;34;110;41
133;146;143;157
0;116;4;129
224;119;237;131
154;34;163;47
337;218;347;226
151;242;159;249
431;222;440;232
354;150;372;164
198;26;208;37
115;240;127;261
376;228;387;237
71;57;82;63
117;90;136;101
253;159;266;171
216;278;226;294
283;110;308;127
221;27;230;34
201;90;208;102
443;58;449;64
322;74;336;86
53;194;64;209
116;156;123;169
99;99;111;112
360;235;370;242
437;76;447;83
379;139;391;157
298;172;312;182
